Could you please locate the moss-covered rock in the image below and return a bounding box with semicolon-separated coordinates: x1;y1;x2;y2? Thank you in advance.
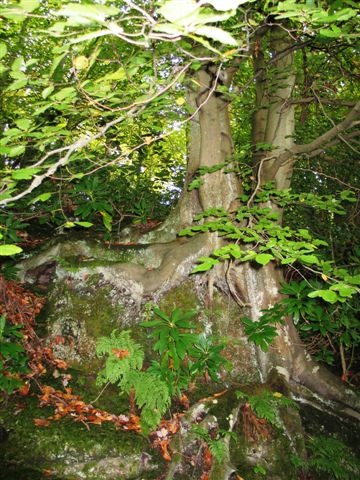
0;397;162;480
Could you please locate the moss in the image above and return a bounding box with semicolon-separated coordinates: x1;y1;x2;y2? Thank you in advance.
230;432;299;480
159;280;200;315
45;276;127;369
0;395;158;480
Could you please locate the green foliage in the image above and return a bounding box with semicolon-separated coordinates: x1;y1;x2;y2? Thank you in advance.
96;313;230;432
191;425;236;463
241;307;284;352
96;330;170;433
253;465;267;476
256;281;360;369
142;307;231;396
0;215;25;256
236;389;298;429
0;315;29;395
179;185;359;304
292;436;360;480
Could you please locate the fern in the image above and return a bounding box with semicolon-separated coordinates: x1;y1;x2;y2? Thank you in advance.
128;370;170;433
308;436;360;480
96;330;170;433
236;390;298;429
96;330;144;388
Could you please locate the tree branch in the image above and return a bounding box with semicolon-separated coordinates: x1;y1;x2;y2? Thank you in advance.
0;112;138;207
292;101;360;156
306;130;360;158
290;97;356;108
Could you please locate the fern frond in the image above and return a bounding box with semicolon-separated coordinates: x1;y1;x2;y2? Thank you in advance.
132;371;170;432
96;330;144;386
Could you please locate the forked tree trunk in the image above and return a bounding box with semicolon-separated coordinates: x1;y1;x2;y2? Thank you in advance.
157;26;360;412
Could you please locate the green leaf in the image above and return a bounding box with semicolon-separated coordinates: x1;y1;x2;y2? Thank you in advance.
6;79;27;91
299;254;319;265
74;221;93;228
56;3;118;25
12;167;40;180
340;190;356;202
193;26;238;45
20;0;40;12
330;284;357;298
41;85;54;99
308;289;338;304
140;320;163;328
319;27;342;39
192;257;220;273
100;211;112;232
0;42;7;60
158;0;199;24
51;87;77;101
29;192;51;204
15;118;32;131
0;244;23;256
255;253;274;266
8;145;26;158
205;0;249;10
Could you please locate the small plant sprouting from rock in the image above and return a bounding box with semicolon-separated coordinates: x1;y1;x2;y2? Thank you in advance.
236;389;298;441
191;424;237;464
142;306;231;397
96;330;170;434
96;306;231;432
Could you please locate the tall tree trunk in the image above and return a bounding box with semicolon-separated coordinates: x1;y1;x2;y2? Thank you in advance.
231;27;359;410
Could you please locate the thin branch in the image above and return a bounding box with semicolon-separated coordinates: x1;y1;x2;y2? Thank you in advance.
294;167;360;192
290;97;356;108
0;110;139;207
305;130;360;158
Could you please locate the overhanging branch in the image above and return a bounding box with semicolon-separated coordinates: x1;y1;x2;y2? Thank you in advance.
292;101;360;156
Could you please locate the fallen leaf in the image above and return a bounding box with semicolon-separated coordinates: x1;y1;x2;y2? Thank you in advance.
42;469;53;477
33;418;50;427
17;382;30;396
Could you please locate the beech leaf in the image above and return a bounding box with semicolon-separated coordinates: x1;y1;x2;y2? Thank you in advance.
255;253;274;266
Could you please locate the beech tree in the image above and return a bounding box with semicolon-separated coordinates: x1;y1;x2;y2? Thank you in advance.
1;1;360;475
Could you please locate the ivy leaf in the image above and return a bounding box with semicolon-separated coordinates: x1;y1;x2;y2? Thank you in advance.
0;244;23;256
255;253;274;266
